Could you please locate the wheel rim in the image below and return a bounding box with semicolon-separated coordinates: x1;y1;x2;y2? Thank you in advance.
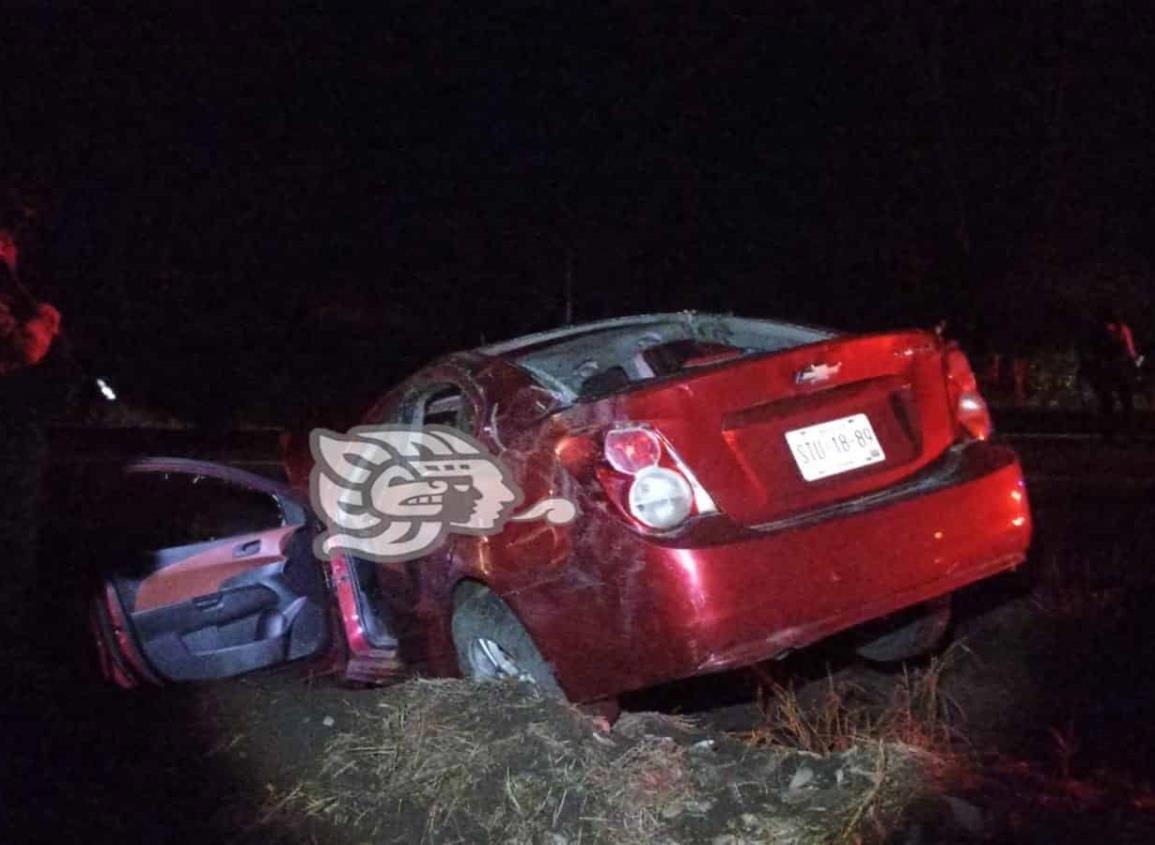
468;637;534;683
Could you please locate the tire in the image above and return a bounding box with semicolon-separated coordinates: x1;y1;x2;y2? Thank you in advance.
854;596;952;663
451;587;565;697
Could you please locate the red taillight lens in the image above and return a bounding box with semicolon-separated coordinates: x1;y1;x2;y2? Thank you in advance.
598;425;716;531
945;344;993;440
604;427;662;474
957;390;992;440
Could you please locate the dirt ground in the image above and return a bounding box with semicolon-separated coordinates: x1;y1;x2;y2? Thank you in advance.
200;676;945;844
7;432;1155;843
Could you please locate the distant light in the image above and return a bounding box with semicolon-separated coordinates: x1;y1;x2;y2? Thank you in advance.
96;377;117;402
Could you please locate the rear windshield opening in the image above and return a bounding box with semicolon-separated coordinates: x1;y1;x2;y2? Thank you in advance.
496;313;834;403
577;340;745;398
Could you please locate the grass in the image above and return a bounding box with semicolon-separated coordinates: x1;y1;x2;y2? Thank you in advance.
739;647;986;843
733;517;1155;844
251;678;931;845
254;679;701;844
747;647;967;757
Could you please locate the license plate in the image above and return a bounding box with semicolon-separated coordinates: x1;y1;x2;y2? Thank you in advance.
785;413;885;481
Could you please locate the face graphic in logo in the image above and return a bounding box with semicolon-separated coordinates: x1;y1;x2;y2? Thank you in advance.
369;455;517;529
310;425;575;563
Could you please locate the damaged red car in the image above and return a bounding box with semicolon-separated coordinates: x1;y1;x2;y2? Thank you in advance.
92;313;1032;703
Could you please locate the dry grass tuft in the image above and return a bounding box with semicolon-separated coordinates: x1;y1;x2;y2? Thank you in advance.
748;647;967;757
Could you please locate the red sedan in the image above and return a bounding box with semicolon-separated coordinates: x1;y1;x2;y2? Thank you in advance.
93;313;1032;703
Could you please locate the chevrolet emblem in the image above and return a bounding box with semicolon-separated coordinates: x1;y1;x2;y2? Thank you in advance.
795;362;843;385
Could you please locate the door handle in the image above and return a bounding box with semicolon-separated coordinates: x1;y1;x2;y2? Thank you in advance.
233;539;262;558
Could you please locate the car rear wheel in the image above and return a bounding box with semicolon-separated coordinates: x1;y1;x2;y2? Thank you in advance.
451;587;565;697
854;596;952;663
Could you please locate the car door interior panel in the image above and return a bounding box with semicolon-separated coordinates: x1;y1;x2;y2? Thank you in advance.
105;461;331;682
132;525;301;612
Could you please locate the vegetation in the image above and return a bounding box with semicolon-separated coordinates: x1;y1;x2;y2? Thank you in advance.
252;679;931;845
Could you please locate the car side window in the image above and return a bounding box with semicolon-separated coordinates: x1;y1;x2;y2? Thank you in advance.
412;384;478;433
110;472;285;550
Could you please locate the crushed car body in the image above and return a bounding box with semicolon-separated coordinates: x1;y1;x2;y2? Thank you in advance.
92;312;1032;702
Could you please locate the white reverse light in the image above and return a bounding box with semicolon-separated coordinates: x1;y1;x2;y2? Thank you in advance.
628;467;694;530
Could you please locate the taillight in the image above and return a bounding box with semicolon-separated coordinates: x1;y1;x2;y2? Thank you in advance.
944;344;993;441
599;424;716;531
604;427;662;474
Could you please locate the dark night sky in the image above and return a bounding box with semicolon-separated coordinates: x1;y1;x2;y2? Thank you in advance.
4;4;1155;424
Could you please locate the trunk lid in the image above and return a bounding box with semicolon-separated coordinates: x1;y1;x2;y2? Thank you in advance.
601;331;955;527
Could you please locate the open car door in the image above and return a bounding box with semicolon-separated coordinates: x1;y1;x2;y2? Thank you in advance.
91;458;332;686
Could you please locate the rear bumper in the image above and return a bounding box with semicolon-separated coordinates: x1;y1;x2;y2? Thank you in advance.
540;441;1031;700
